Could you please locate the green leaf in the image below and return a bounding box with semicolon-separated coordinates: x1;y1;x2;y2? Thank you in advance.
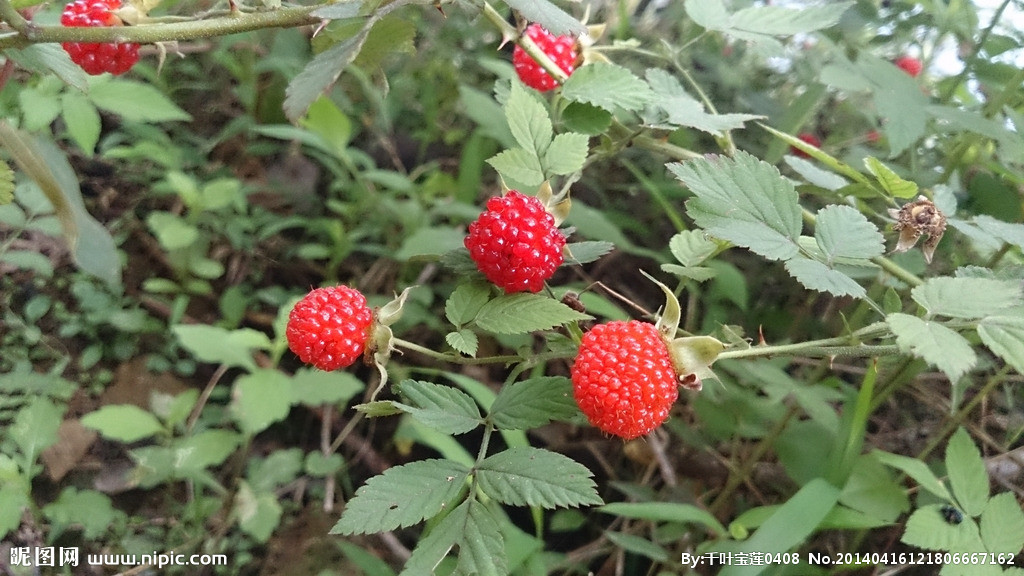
487;147;545;186
980;492;1024;554
604;530;669;562
235;481;283;543
719;478;840;576
784;156;849;191
174;430;241;473
668;230;719;268
0;481;30;541
0;123;121;287
561;62;655;113
901;504;982;553
506;82;552;156
564;241;614;265
887;313;976;382
61;91;101;154
945;428;989;517
9;397;65;471
1;250;53;277
474;293;591;335
446;329;479;357
814;204;885;261
543;132;589;176
672;151;801;261
977;316;1024;374
82;404;163;443
500;0;584;36
683;0;730;30
290;368;364;407
399;499;467;576
456;501;507;576
911;277;1022;319
394;226;466;261
305;452;344;477
856;55;929;156
393;380;483;435
230;369;293;435
173;325;271;372
331;459;471;535
87;77;191;123
146;211;199;251
0;160;13;205
43;487;121;540
250;448;304;492
284;31;368;123
863;157;918;199
561;101;612;135
6;44;89;92
973;215;1024;251
476;447;602;509
300;95;352;156
446;281;493;327
643;69;762;135
871;449;953;501
785;257;866;298
599;502;727;536
729;2;854;36
489;377;579;430
353;15;415;70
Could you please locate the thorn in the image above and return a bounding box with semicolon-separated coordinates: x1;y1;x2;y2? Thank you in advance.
758;325;766;346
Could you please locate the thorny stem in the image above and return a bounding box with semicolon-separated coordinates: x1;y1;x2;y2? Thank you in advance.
479;1;569;84
0;2;321;49
916;365;1013;461
937;0;1012;104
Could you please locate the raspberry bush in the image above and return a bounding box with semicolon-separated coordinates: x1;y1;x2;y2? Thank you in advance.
3;0;1024;574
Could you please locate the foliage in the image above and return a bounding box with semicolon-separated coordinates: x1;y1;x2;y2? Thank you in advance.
2;0;1024;574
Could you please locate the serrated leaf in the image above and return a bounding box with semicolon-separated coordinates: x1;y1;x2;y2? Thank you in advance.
857;55;929;156
82;404;163;443
729;3;854;36
864;157;918;198
980;492;1024;554
945;428;989;517
564;241;614;265
683;0;730;30
353;401;405;417
61;91;101;154
235;481;282;543
784;156;849;191
672;152;801;261
661;264;717;282
399;499;466;576
487;147;545;186
43;487;121;540
331;459;471;535
901;504;982;552
174;430;241;472
6;44;89;92
871;450;953;501
561;62;655;113
978;316;1024;374
285;32;367;123
230;369;292;435
87;77;190;123
599;502;726;536
644;69;762;135
474;293;591;335
785;257;866;298
669;229;718;267
543;132;589;176
446;282;493;327
476;447;602;509
814;204;885;262
561;101;612;135
490;377;579;430
456;501;507;576
353;15;415;70
446;329;479;357
393;380;482;435
973;215;1024;251
500;0;584;36
911;277;1022;319
506;83;552;156
887;313;976;382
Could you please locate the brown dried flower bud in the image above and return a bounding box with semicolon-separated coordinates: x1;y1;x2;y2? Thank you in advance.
887;195;947;264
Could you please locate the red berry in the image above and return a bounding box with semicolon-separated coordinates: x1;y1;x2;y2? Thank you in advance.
286;286;374;371
790;132;821;158
895;55;922;78
513;23;578;92
464;191;566;293
61;0;139;75
571;320;679;440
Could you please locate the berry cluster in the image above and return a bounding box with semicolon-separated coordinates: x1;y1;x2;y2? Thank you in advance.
894;55;922;78
513;23;579;92
464;191;566;293
790;132;821;158
61;0;139;75
571;320;679;439
286;285;374;371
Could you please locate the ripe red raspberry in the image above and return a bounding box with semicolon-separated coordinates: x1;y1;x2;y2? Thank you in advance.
513;23;579;92
571;320;679;440
790;132;821;158
286;286;374;371
61;0;139;76
465;191;566;293
894;55;922;78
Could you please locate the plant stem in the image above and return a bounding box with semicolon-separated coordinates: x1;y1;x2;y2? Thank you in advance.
0;3;321;48
938;0;1012;104
916;365;1012;461
479;1;569;84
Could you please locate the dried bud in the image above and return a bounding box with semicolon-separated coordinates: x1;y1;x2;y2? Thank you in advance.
887;195;947;264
